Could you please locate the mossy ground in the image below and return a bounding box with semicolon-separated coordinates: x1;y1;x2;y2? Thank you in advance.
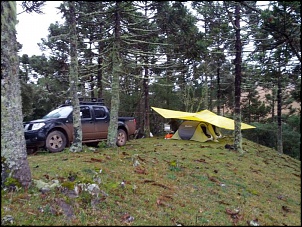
1;136;301;226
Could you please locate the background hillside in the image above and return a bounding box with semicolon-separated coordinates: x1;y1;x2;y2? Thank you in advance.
2;136;301;226
235;86;300;116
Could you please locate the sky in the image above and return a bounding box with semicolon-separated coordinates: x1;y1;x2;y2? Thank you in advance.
16;1;64;57
15;1;267;58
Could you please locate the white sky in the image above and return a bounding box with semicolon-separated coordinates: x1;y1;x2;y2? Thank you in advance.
16;1;64;57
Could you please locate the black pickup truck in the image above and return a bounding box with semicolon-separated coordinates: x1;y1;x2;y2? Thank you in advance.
24;99;137;153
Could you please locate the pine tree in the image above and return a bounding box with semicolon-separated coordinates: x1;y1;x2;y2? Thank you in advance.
1;1;32;189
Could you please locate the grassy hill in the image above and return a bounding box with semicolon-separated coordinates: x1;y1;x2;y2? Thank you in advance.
1;136;301;226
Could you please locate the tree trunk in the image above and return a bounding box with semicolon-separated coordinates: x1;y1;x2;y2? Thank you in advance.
272;87;276;121
203;74;209;110
277;71;283;154
107;1;121;147
89;41;94;99
143;6;150;138
1;1;32;189
233;4;243;154
97;41;104;99
217;67;221;115
68;1;82;152
143;63;150;137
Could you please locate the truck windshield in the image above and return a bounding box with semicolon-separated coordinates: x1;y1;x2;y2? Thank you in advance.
43;106;73;119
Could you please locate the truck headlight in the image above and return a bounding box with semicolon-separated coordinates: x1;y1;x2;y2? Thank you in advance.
32;123;45;130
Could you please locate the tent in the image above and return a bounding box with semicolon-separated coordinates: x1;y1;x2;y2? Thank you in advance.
151;106;256;142
172;120;222;142
151;107;256;130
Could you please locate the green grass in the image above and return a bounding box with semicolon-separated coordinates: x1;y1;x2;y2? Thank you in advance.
1;136;301;226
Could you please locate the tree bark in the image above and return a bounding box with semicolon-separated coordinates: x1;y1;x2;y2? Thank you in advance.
277;71;283;154
1;1;32;189
233;3;243;154
217;67;221;115
107;1;121;147
143;63;150;137
68;1;82;152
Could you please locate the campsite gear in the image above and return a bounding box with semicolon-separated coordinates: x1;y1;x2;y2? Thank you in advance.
151;107;255;130
152;106;255;143
168;119;180;132
172;121;220;142
164;123;171;132
164;120;180;133
165;133;174;139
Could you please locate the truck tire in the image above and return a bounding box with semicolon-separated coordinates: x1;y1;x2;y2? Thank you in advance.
46;130;67;153
116;129;127;147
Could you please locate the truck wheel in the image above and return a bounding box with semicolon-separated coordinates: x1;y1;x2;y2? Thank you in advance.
46;130;67;153
116;129;127;147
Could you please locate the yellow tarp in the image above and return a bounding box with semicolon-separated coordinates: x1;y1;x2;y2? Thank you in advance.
151;107;256;130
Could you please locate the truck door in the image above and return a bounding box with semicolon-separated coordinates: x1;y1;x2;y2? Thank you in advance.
80;106;96;140
92;106;109;139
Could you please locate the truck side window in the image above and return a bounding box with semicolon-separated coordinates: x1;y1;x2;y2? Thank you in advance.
80;106;91;119
93;106;105;118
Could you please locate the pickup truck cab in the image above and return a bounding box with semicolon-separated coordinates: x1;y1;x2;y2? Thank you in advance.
24;99;136;153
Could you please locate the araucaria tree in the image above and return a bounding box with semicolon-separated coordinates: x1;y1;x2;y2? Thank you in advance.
1;1;31;189
67;1;83;152
107;1;122;147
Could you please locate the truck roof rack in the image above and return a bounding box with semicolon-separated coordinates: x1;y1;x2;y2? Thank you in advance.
79;97;105;105
60;98;105;107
